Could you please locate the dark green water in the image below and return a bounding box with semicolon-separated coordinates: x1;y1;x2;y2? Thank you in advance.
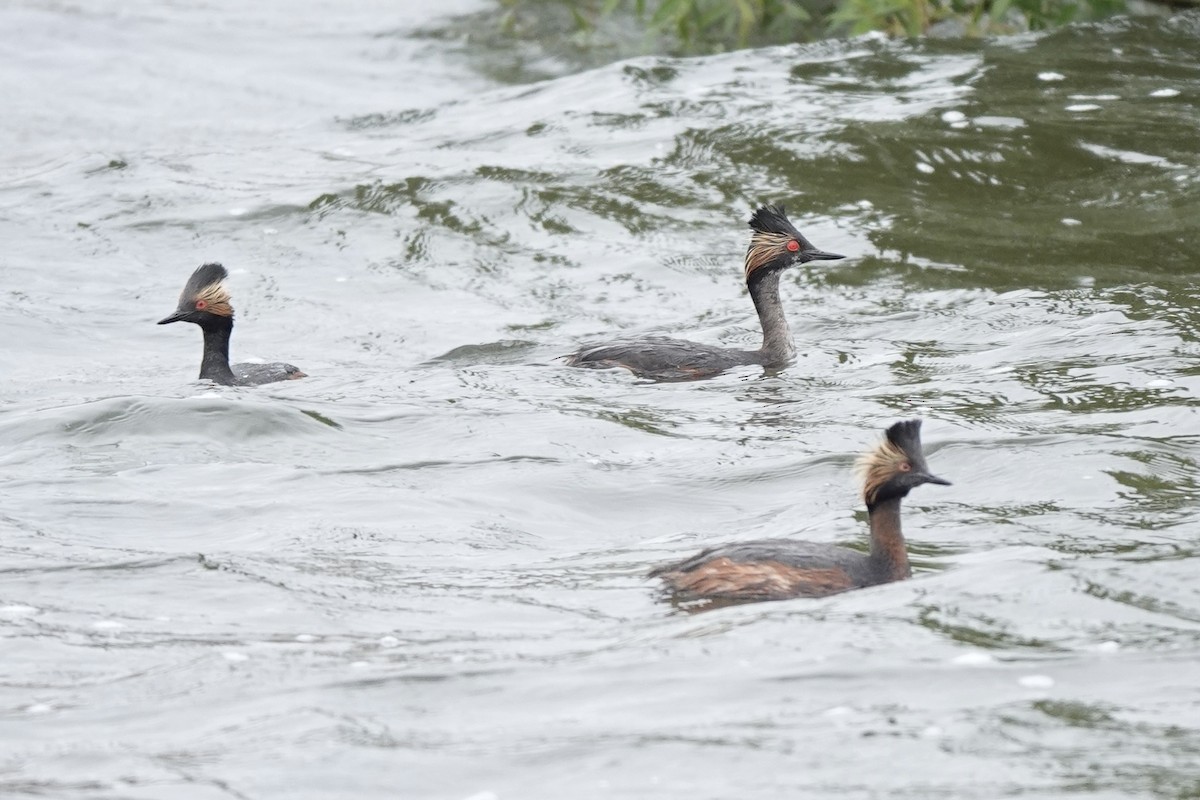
1;2;1198;798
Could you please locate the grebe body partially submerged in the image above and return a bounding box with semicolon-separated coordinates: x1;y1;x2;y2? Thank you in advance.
567;205;844;381
158;263;306;386
651;420;950;604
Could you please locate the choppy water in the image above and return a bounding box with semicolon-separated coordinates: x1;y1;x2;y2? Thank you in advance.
3;2;1200;798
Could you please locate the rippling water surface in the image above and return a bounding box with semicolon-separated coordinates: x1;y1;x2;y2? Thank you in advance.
3;1;1200;797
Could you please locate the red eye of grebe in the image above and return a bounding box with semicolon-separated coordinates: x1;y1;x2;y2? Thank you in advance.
899;462;912;472
786;240;800;252
195;300;207;310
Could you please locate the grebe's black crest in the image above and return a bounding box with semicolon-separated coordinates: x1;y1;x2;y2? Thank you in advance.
749;204;803;238
182;263;228;299
857;419;951;508
886;419;923;455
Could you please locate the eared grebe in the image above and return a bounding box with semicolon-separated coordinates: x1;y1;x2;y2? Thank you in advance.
566;205;844;381
650;420;950;604
158;263;306;386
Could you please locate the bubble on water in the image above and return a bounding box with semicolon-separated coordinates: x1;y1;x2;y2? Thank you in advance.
92;620;124;631
1038;71;1065;82
941;110;967;123
1146;379;1173;388
1069;94;1119;101
1018;674;1054;689
1150;88;1180;98
350;660;371;669
26;703;53;714
379;635;401;648
1061;218;1082;226
228;207;247;217
856;199;874;210
223;651;250;662
950;121;969;129
952;652;995;666
295;634;317;643
1076;276;1095;288
822;705;854;718
916;162;935;174
1066;104;1101;112
921;725;944;738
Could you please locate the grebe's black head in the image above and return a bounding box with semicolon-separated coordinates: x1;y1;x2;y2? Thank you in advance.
158;263;234;326
744;204;844;282
857;419;951;508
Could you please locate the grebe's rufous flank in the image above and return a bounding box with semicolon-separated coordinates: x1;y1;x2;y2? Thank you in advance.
567;204;844;381
158;263;306;386
651;420;950;605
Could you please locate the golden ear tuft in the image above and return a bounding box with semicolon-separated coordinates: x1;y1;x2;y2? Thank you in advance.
744;230;794;280
856;436;908;505
195;281;233;317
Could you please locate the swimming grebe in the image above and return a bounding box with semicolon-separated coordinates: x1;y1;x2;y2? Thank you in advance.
158;263;306;386
650;419;950;604
567;205;844;381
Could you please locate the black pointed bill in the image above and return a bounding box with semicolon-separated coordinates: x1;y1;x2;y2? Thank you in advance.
157;310;188;325
802;249;846;262
921;473;952;486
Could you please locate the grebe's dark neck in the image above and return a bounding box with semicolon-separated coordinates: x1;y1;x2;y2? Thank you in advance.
866;496;911;583
747;269;794;367
198;317;238;385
